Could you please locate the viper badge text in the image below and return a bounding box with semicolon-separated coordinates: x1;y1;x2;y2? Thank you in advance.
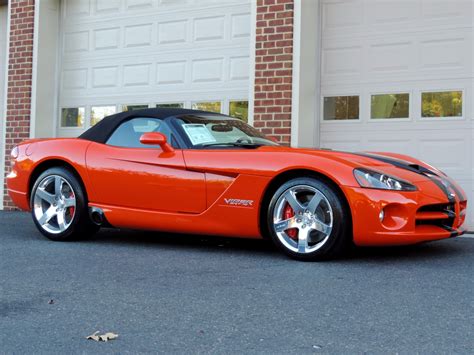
224;198;254;207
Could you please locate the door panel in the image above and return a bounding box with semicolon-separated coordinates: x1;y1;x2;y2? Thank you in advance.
86;143;206;213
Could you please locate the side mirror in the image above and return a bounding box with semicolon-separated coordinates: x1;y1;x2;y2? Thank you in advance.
139;132;174;153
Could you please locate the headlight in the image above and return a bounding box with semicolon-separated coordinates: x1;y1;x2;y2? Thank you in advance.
354;168;417;191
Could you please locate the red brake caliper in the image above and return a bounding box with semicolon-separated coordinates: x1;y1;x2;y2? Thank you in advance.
69;191;75;218
283;203;298;240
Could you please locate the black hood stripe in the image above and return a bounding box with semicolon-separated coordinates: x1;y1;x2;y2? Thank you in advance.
445;178;466;202
425;174;456;203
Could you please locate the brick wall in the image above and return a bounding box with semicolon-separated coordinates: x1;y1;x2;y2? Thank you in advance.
3;0;35;209
253;0;294;145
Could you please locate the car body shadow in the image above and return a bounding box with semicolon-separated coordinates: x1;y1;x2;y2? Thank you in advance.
84;227;468;263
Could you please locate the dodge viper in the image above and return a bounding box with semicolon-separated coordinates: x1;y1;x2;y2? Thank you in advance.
7;108;468;260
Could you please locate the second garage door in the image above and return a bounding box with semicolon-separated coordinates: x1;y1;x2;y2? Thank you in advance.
319;0;473;229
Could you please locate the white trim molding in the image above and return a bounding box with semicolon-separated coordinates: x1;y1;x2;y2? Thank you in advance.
0;1;11;209
290;0;301;147
290;0;321;148
29;0;41;139
247;0;257;126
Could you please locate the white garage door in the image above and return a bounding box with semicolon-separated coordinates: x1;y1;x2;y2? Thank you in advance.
319;0;473;229
0;5;7;209
58;0;251;137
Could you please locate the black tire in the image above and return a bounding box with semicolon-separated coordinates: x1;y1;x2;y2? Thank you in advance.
30;167;99;241
266;177;350;261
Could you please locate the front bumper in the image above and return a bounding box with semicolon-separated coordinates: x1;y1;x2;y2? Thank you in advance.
6;168;30;211
343;184;467;246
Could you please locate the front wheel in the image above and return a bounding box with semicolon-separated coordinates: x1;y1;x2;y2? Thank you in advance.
267;177;350;261
31;167;99;241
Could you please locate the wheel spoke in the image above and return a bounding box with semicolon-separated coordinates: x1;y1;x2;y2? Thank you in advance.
36;188;55;204
307;193;322;213
274;217;296;233
314;219;331;235
55;176;63;197
38;207;56;225
63;197;76;208
297;229;309;253
57;210;67;232
284;191;303;213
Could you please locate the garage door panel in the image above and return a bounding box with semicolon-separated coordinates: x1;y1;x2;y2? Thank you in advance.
62;69;88;90
65;0;90;17
419;138;469;176
320;140;362;153
322;0;364;32
419;34;470;73
95;0;121;13
124;23;154;48
158;20;187;45
127;0;153;10
64;31;90;53
123;64;151;87
370;1;418;25
322;45;362;77
369;42;412;74
364;139;413;156
421;0;470;20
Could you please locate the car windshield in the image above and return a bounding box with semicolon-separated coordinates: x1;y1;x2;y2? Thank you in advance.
173;114;278;148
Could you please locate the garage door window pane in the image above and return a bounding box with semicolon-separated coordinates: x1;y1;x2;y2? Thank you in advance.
229;101;248;122
192;101;221;113
91;106;116;126
122;104;149;112
371;93;409;119
422;91;462;118
61;107;85;127
156;103;184;108
323;96;359;120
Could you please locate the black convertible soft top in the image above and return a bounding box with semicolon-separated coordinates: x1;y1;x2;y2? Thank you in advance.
78;108;217;144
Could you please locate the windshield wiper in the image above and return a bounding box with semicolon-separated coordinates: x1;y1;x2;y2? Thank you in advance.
200;142;263;149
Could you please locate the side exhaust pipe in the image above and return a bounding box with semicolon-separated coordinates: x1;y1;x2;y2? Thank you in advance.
89;207;105;226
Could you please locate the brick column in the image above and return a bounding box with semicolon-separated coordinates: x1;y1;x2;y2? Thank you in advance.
3;0;35;209
253;0;294;145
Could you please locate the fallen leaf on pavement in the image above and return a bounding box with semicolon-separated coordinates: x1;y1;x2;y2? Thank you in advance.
100;333;119;342
86;331;118;342
86;331;100;341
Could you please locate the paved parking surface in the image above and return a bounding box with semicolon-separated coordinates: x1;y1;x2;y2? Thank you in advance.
0;211;473;354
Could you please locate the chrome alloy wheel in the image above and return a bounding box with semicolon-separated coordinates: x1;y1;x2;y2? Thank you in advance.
272;185;333;254
33;175;77;234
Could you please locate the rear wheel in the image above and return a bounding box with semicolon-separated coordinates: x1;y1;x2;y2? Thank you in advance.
267;177;350;261
31;167;99;241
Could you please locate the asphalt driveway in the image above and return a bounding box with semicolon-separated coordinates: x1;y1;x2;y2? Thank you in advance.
0;211;473;354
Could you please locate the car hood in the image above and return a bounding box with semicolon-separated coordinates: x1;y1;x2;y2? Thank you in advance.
258;146;444;184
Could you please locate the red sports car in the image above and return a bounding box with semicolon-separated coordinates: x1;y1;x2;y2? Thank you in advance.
7;108;468;260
